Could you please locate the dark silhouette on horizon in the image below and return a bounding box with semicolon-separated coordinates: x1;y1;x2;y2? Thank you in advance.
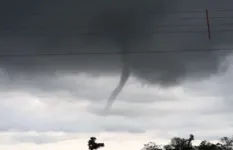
142;134;233;150
88;137;105;150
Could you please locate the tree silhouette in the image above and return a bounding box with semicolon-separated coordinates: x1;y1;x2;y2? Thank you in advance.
170;137;186;150
198;141;220;150
164;144;174;150
142;142;162;150
143;134;233;150
220;136;233;150
163;134;195;150
188;134;194;147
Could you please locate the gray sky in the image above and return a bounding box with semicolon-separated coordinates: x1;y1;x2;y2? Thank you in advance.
1;63;233;149
0;0;233;150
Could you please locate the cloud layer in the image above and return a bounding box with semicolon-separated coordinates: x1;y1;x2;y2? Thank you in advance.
1;0;233;86
0;58;233;144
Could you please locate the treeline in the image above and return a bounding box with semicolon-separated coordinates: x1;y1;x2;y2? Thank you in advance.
142;134;233;150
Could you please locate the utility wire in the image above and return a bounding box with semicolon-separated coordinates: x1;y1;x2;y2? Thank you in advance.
4;29;233;35
12;16;233;20
13;8;233;15
178;16;233;20
153;23;233;27
4;16;233;30
1;9;233;57
9;22;233;29
0;48;232;58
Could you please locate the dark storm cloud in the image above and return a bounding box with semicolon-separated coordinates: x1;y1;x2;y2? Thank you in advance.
1;0;233;108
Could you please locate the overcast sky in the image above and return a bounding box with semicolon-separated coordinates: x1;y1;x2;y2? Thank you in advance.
1;0;233;150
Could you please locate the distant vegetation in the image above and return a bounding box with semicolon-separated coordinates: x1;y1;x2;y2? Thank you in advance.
142;134;233;150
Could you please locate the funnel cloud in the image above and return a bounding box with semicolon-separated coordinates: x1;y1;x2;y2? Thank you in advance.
105;53;131;112
0;0;233;109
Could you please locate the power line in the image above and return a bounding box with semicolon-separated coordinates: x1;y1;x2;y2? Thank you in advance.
209;8;233;12
0;48;232;57
149;29;233;34
3;16;233;30
181;16;233;20
138;8;233;13
12;15;233;20
4;29;233;35
14;8;233;15
153;23;233;27
160;8;233;13
147;29;233;33
9;22;233;29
